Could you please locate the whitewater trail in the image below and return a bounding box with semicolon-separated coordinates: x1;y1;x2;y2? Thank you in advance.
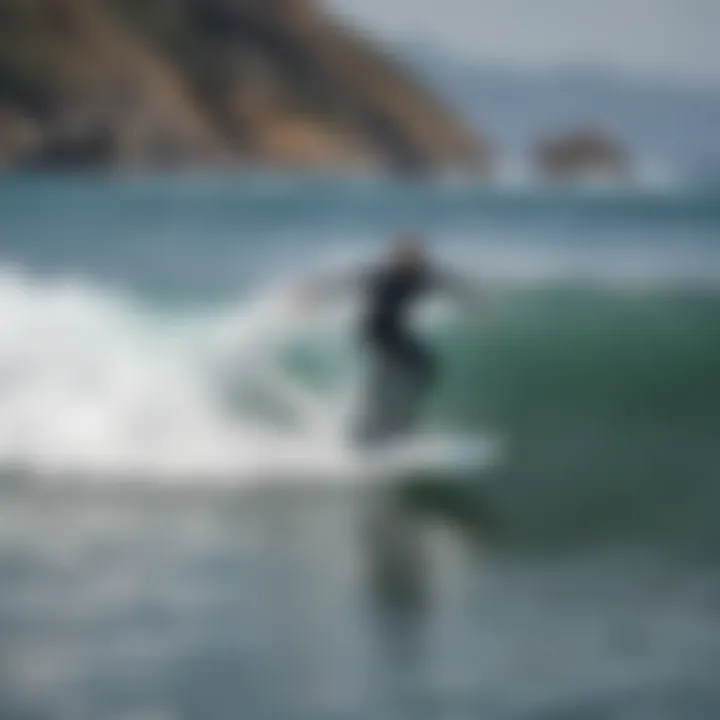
0;269;364;484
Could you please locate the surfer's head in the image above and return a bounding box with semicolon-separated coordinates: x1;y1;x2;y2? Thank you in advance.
390;232;427;269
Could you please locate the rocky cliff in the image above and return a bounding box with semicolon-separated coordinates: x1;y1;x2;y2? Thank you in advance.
534;127;630;180
0;0;489;173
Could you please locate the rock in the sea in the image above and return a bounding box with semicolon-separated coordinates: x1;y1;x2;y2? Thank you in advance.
534;127;630;180
0;0;490;173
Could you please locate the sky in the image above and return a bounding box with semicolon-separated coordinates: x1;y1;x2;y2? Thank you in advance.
323;0;720;87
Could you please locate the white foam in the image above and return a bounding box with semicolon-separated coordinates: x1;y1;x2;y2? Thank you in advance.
0;269;363;483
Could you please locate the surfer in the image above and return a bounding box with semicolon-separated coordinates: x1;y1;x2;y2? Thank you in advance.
297;233;483;441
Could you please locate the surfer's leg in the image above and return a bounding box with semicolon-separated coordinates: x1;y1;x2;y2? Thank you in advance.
394;334;438;395
376;334;437;435
353;333;438;444
353;348;397;444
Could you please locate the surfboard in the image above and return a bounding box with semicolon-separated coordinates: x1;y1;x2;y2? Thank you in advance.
246;347;503;480
355;432;504;479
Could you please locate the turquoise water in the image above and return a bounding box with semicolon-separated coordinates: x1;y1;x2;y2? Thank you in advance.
1;174;719;719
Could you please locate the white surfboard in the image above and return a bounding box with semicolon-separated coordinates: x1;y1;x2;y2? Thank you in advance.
355;432;504;479
245;347;504;481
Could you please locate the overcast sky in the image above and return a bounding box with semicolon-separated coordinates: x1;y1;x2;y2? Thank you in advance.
323;0;720;86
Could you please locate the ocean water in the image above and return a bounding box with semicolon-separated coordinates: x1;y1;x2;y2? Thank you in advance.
1;174;719;720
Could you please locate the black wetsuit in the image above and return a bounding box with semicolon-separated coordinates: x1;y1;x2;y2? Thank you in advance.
310;260;474;436
362;264;438;393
